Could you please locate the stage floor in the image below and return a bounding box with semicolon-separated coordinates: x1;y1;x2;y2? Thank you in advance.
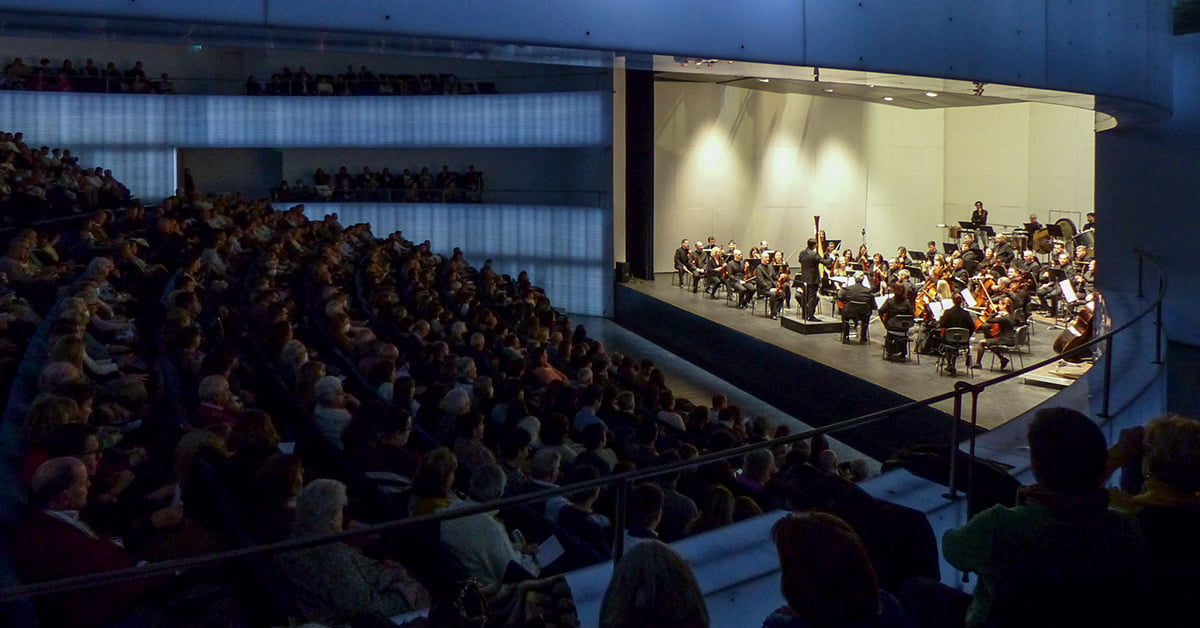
627;274;1065;431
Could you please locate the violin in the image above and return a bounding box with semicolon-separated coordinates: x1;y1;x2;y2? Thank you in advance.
913;281;938;320
777;263;791;291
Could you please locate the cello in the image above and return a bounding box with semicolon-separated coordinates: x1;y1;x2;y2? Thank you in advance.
1053;299;1095;363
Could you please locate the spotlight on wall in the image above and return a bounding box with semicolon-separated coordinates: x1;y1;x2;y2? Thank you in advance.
925;91;939;97
882;96;894;102
823;88;834;93
758;78;770;83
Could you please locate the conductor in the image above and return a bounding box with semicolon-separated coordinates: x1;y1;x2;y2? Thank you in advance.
797;237;832;321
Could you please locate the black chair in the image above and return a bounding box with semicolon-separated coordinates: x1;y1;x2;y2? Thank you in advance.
937;327;974;376
987;325;1029;371
882;315;917;362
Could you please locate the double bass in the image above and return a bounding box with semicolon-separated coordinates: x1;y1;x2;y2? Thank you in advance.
1053;299;1095;363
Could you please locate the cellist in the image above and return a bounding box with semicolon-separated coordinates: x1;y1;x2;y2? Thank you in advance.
975;296;1018;370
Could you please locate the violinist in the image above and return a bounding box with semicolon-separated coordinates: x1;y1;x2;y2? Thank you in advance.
772;250;793;310
959;233;983;275
703;248;727;297
837;272;875;344
1036;252;1075;314
895;246;912;269
856;244;871;268
937;293;975;374
754;251;784;319
950;257;970;292
797;237;832;321
1014;250;1041;278
725;249;753;309
975;297;1018;370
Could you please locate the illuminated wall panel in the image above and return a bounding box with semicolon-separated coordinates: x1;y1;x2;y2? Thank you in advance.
301;203;612;316
0;91;610;148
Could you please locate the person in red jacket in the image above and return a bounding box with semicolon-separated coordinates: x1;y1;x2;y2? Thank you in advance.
13;457;156;627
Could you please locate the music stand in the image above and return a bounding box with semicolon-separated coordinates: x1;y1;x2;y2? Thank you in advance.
850;262;865;272
1023;222;1041;234
958;221;977;230
943;243;959;255
979;225;995;237
910;251;928;262
907;266;926;282
1046;224;1064;238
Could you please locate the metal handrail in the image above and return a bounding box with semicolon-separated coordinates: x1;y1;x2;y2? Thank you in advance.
0;252;1167;604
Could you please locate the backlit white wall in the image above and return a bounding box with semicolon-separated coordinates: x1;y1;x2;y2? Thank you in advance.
654;82;1095;271
944;103;1095;229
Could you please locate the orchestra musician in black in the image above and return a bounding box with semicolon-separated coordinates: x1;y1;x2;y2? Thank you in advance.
937;293;975;374
837;272;876;344
975;297;1018;370
992;233;1015;266
971;201;989;226
755;251;784;319
959;233;984;275
673;238;698;289
797;237;832;321
703;248;727;297
725;249;753;309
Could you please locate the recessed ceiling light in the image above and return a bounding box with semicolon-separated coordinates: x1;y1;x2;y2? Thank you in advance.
925;91;939;97
883;96;894;102
758;78;770;83
823;88;834;93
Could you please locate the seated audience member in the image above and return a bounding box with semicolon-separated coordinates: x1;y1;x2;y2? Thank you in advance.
192;374;241;428
14;457;157;628
655;450;699;542
275;479;426;624
599;540;710;628
942;407;1146;628
766;511;907;628
498;428;534;496
575;422;616;475
452;411;496;474
312;375;353;447
1104;415;1200;626
686;484;735;537
623;482;665;550
439;464;541;589
556;464;611;556
523;448;570;522
247;453;303;544
365;410;422;479
410;447;460;516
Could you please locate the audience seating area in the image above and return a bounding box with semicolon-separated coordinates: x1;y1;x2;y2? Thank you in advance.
1;57;172;94
273;164;484;203
248;67;495;97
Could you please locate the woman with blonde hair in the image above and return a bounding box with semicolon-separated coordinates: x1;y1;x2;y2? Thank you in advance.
599;540;709;628
410;447;459;516
766;511;906;627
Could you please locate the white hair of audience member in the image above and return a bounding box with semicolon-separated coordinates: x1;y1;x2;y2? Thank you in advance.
82;256;114;279
468;464;507;503
38;362;83;392
198;374;230;404
314;376;345;407
617;390;636;412
530;449;562;481
469;332;486;350
817;449;839;473
576;367;593;385
439;388;472;416
845;458;871;482
449;321;467;340
455;357;477;381
280;340;309;367
743;449;776;482
293;478;348;535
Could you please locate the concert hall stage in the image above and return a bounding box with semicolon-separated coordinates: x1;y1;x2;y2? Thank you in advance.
613;274;1061;462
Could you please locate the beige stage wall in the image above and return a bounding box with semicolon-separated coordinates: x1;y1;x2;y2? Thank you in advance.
653;81;1094;271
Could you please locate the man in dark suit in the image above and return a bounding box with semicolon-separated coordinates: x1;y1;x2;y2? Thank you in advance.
754;251;783;319
938;293;976;374
797;238;831;321
724;250;753;308
959;233;984;275
993;233;1015;266
14;457;158;627
837;272;876;343
673;239;697;290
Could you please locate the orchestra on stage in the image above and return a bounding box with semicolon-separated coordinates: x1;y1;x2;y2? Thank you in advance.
671;203;1098;373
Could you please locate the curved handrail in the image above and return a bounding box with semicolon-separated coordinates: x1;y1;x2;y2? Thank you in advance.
0;252;1167;604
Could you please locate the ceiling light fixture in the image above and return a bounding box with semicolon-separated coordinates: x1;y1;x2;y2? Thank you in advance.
925;91;939;97
883;96;894;102
823;88;834;93
758;78;770;83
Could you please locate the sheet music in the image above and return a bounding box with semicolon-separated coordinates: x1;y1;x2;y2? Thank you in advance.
929;301;945;319
1059;278;1078;303
961;289;978;308
941;298;954;310
875;295;888;309
536;534;565;566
